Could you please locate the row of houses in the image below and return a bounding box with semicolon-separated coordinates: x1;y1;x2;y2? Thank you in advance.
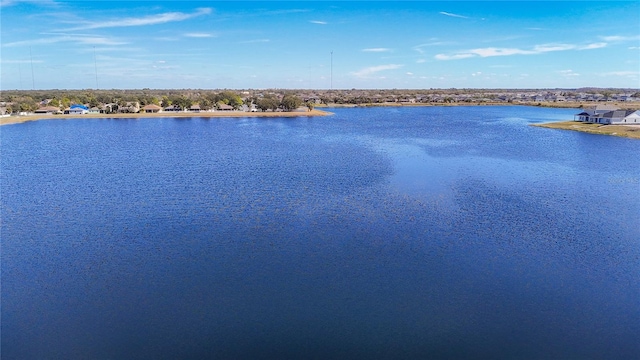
33;102;253;115
574;105;640;125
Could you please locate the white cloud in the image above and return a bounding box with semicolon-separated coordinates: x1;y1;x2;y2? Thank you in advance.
0;59;45;64
439;11;468;19
362;48;391;52
435;42;607;60
1;0;59;7
310;20;327;25
598;71;639;77
413;42;448;54
64;8;212;31
406;72;414;76
3;35;128;47
435;53;475;60
184;33;215;38
351;64;403;78
240;39;270;44
471;72;482;77
579;42;607;50
600;35;640;42
531;44;576;52
558;69;580;77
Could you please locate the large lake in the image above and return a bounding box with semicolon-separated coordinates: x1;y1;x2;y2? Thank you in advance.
2;106;639;359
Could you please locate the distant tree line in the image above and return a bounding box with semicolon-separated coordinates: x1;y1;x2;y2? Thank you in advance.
2;88;638;114
1;89;311;114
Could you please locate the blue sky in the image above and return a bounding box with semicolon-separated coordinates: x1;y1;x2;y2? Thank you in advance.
1;1;639;89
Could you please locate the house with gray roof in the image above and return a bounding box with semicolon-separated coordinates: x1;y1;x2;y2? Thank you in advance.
575;106;640;124
574;105;619;123
599;110;640;125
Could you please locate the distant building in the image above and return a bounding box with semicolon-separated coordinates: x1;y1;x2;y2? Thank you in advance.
600;110;640;125
574;105;619;123
118;102;140;113
575;106;640;124
64;104;89;115
142;104;162;113
35;106;61;114
217;103;233;111
164;105;182;112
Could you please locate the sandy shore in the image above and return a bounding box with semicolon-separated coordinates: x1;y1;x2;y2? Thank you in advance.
0;109;333;126
532;121;640;139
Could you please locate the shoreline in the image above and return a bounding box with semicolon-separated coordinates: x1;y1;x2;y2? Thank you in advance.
317;101;640;110
532;121;640;139
0;109;333;126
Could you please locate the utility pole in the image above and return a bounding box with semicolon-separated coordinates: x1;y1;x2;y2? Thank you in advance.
94;46;99;89
330;51;333;90
30;47;35;90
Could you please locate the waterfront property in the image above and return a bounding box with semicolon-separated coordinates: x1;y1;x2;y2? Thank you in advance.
575;105;640;124
34;106;61;115
142;104;163;113
63;104;89;115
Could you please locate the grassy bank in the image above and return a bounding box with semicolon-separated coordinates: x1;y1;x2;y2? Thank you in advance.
0;109;332;126
532;121;640;139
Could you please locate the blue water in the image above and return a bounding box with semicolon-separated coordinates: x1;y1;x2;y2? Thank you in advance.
2;106;639;359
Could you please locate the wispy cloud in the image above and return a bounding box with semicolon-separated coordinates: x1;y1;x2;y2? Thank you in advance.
600;35;640;42
435;42;607;60
3;34;128;47
63;8;212;31
240;39;270;44
413;42;449;54
598;71;639;77
1;0;59;7
351;64;403;78
0;59;45;64
439;11;469;19
310;20;327;25
558;69;580;77
362;48;392;53
581;42;607;50
264;9;310;16
184;33;215;38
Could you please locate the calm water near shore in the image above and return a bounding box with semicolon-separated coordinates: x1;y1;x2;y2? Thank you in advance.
2;106;639;359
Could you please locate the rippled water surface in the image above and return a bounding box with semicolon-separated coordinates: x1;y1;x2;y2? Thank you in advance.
2;106;639;359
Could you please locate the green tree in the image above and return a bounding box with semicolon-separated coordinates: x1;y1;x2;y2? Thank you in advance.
215;91;243;109
17;96;37;112
256;96;279;111
281;94;302;111
305;101;315;111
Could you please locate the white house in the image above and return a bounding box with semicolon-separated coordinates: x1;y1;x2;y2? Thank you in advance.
575;106;640;124
574;105;619;123
600;110;640;125
64;104;89;115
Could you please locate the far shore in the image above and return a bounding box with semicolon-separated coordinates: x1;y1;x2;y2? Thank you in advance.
532;121;640;139
0;109;333;126
317;101;640;110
